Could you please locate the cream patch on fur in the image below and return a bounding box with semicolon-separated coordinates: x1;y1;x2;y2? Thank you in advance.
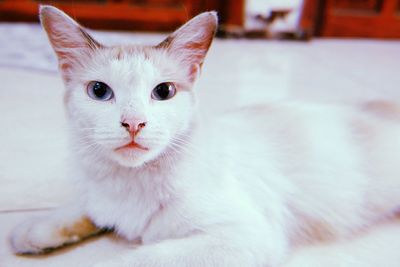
59;216;99;241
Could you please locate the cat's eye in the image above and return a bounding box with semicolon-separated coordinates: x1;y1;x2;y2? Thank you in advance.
87;81;114;101
151;82;176;101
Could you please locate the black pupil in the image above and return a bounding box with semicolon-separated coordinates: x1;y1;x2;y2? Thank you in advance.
93;82;107;98
155;83;170;99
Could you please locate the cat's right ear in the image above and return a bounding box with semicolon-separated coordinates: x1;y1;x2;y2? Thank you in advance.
39;5;101;76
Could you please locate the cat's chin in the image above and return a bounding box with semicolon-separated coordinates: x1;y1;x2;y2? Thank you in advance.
112;156;147;168
110;147;161;168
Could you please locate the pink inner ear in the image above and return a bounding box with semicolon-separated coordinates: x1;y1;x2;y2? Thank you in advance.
40;6;101;78
184;41;209;51
156;11;217;71
188;64;200;84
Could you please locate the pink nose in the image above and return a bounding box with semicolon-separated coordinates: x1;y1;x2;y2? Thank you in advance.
121;119;146;135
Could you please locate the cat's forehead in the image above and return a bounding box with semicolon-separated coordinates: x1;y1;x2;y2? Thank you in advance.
107;45;155;60
101;45;173;66
82;45;168;84
77;44;186;90
103;45;175;72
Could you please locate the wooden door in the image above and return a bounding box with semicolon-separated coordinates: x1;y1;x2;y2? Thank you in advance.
0;0;244;32
0;0;195;31
320;0;400;38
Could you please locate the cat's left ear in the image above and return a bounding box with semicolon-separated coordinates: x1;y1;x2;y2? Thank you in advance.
39;5;101;76
157;12;217;80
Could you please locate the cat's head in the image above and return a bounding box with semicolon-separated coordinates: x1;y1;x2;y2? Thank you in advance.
40;6;217;168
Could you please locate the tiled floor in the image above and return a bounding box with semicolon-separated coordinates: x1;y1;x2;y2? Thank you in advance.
1;23;400;266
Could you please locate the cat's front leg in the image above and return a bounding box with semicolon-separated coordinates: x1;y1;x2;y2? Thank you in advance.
9;205;101;254
93;223;288;267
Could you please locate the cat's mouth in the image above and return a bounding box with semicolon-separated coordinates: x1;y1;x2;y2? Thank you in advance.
114;141;149;152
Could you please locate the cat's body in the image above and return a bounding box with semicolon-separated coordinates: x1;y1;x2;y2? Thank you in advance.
9;5;400;267
82;101;400;245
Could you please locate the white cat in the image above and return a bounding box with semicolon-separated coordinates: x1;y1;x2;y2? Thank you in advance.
9;5;400;267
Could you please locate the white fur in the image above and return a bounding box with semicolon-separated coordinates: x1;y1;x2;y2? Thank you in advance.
9;5;400;267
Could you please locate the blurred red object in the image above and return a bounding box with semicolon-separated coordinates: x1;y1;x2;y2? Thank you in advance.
0;0;244;32
300;0;400;39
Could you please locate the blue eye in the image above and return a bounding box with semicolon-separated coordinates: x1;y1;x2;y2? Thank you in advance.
87;81;114;101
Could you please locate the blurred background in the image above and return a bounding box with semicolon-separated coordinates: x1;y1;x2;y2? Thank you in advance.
1;0;400;38
0;0;400;39
1;1;400;266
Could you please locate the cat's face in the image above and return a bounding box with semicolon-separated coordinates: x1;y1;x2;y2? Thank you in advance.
64;47;197;167
40;6;217;167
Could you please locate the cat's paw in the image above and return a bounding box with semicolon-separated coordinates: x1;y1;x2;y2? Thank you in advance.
9;217;72;254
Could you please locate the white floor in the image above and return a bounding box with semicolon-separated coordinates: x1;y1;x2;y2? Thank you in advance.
1;23;400;266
